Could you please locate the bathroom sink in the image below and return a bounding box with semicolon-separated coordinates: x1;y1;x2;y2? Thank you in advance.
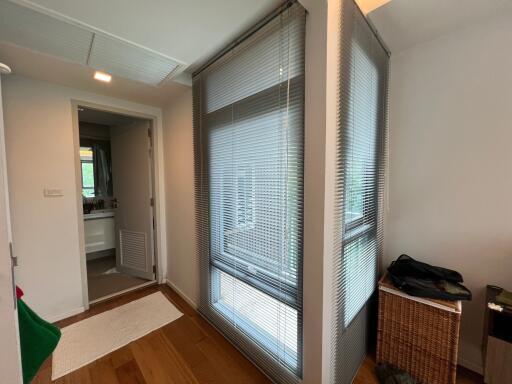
84;210;115;220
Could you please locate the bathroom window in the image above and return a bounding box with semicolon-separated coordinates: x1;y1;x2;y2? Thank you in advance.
80;146;95;197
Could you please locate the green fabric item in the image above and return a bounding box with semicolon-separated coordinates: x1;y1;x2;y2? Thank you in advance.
496;289;512;307
375;363;417;384
17;299;61;383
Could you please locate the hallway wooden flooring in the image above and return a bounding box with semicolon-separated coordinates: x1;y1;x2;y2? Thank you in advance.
33;285;270;384
33;284;482;383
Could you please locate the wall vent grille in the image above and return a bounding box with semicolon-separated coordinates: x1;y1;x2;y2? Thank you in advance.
119;229;147;272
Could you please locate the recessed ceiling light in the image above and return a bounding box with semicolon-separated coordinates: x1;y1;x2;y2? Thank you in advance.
94;71;111;83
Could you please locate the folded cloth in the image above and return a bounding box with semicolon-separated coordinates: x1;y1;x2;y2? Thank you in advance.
495;289;512;307
388;255;472;301
18;298;61;383
389;255;463;283
375;363;417;384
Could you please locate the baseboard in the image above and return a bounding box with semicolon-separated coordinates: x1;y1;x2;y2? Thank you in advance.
89;280;158;305
165;280;198;309
85;249;115;261
44;306;85;324
459;357;484;375
458;338;484;375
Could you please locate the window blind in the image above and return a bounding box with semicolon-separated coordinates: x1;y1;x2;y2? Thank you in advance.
193;2;305;383
330;0;389;383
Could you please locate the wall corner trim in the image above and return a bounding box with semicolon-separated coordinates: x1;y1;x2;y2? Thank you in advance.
165;279;198;309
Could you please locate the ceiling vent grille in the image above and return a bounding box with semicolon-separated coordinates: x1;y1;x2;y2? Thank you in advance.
0;0;93;64
0;1;185;85
88;34;181;86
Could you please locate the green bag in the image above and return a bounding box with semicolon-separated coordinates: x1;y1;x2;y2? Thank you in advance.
375;363;417;384
17;299;61;383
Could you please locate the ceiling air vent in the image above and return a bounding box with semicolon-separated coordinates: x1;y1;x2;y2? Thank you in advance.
0;0;93;64
0;0;185;85
88;34;181;86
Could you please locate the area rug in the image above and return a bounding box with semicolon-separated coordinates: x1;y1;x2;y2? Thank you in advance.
51;292;182;380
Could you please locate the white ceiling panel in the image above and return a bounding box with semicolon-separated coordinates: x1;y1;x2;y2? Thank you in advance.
0;0;93;64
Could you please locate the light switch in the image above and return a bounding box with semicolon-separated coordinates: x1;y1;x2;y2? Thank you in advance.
44;188;64;197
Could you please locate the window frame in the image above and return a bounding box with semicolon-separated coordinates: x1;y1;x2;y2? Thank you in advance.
340;36;383;327
192;4;306;381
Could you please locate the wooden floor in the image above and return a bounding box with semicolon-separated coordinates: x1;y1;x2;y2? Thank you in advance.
33;284;270;384
33;284;483;384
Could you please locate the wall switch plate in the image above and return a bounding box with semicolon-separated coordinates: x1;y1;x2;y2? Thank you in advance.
44;188;64;197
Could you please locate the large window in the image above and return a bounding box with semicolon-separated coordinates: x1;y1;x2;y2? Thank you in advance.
342;39;380;325
330;1;389;383
193;3;305;383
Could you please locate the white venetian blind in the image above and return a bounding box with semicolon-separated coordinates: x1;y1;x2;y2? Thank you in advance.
330;0;389;383
193;2;305;383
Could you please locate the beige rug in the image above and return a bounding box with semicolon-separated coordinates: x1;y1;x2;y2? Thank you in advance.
51;292;182;380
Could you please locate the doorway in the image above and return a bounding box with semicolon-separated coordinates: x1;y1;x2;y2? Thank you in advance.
76;106;157;303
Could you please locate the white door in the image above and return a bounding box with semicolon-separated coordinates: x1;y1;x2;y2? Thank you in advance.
0;75;23;383
110;120;155;280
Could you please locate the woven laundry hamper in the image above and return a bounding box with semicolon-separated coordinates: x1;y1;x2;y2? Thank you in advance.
377;273;462;384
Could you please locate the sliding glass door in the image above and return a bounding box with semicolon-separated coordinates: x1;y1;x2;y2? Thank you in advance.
193;2;305;383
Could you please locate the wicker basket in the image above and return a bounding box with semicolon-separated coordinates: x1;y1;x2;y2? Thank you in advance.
377;273;462;384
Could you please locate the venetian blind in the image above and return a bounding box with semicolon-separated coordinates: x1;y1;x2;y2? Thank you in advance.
330;0;389;383
193;2;305;383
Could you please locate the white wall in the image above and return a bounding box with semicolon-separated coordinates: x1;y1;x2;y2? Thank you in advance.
385;10;512;373
2;75;164;321
162;89;199;307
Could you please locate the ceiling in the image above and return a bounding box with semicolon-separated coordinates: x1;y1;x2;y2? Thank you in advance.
368;0;512;54
0;0;281;106
9;0;281;72
78;107;146;126
6;0;510;106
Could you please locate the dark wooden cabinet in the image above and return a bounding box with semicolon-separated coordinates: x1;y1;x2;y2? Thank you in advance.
483;285;512;384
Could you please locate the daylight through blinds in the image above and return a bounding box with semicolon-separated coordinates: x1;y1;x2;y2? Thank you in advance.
330;0;389;383
193;2;305;383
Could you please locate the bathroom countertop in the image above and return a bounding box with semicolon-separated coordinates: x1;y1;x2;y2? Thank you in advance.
84;209;116;220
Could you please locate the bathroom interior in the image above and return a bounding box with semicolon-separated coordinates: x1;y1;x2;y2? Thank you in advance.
79;106;156;302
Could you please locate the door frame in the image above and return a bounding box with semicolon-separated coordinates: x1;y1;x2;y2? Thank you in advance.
71;100;164;309
0;74;23;383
